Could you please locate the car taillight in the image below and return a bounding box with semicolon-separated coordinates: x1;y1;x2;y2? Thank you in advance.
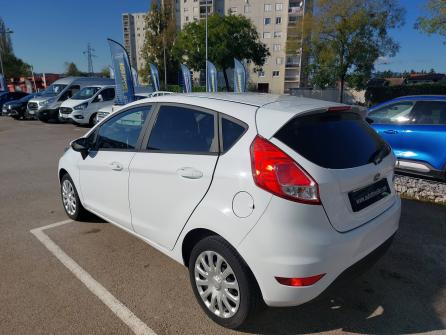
250;136;320;204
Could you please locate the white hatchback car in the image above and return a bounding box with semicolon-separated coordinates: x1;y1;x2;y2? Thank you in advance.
58;93;401;328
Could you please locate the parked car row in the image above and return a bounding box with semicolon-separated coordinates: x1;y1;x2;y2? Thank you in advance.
1;88;445;181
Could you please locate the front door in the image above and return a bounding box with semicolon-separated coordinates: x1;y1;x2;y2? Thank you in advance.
78;105;152;230
129;104;219;249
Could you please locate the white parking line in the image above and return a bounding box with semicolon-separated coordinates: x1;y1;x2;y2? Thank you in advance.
30;220;157;335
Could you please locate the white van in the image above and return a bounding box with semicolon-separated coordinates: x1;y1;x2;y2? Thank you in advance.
59;85;115;126
27;77;114;122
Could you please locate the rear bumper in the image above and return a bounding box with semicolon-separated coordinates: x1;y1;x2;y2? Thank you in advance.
238;195;401;307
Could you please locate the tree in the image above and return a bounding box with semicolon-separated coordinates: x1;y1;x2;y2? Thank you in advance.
140;0;177;87
172;14;270;91
1;17;31;78
100;66;110;78
64;62;82;76
303;0;405;102
416;0;446;40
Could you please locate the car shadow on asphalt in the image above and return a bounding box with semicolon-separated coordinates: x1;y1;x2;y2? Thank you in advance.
241;199;446;334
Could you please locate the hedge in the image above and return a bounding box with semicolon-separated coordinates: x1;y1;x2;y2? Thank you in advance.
365;84;446;105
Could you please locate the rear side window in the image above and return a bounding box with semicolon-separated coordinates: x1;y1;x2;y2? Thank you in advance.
274;112;388;169
147;105;216;153
368;101;415;124
221;117;247;152
412;101;446;125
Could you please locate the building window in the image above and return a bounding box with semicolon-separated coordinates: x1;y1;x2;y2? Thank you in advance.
272;71;280;77
263;32;271;39
273;44;281;52
264;17;271;25
275;3;283;11
230;7;238;14
258;70;265;77
264;4;272;11
274;31;282;38
276;16;282;24
244;5;251;13
184;7;189;11
186;16;189;21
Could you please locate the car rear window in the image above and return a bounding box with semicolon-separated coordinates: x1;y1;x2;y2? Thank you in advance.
274;112;389;169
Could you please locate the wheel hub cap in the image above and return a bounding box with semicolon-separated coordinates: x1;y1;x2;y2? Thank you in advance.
194;251;240;319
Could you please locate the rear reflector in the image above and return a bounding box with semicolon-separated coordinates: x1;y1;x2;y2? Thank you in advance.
275;274;326;287
327;106;352;112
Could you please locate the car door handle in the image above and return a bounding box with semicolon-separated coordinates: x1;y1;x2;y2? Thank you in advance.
383;130;398;134
177;167;203;179
110;161;124;171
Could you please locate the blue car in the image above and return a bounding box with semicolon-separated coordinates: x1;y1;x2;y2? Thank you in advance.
368;95;446;180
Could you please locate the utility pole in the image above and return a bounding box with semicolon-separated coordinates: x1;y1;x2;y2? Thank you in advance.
0;28;13;77
83;43;96;76
162;0;167;90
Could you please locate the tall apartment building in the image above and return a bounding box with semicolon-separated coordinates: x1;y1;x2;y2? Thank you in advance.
175;0;312;94
123;1;312;93
122;12;147;71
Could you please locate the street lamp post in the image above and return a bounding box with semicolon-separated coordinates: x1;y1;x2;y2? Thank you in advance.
205;0;209;91
0;28;14;76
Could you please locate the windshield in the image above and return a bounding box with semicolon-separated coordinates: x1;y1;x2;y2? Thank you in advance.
41;84;67;97
71;87;101;100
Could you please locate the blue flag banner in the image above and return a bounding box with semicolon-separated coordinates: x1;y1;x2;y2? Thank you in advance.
108;65;115;79
132;67;139;87
234;58;247;93
0;74;6;92
206;61;218;93
107;38;135;105
150;63;160;91
180;64;192;93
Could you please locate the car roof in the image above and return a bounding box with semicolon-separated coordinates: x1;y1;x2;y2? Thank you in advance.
369;95;446;110
125;93;358;139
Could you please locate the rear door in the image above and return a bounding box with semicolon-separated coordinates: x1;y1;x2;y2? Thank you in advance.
397;100;446;171
273;110;397;232
129;103;219;249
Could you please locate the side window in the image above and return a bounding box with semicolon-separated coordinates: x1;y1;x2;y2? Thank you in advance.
96;106;151;150
147;105;216;153
412;101;446;125
102;88;115;101
221;117;247;152
368;101;415;124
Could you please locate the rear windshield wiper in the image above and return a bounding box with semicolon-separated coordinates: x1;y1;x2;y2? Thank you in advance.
369;143;390;165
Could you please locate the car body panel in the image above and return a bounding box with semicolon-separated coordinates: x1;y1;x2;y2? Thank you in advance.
59;93;401;309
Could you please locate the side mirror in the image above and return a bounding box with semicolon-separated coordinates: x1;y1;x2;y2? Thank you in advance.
365;117;374;124
71;138;90;159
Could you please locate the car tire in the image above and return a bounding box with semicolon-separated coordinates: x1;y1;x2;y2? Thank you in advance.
60;174;89;220
188;236;261;329
89;113;97;127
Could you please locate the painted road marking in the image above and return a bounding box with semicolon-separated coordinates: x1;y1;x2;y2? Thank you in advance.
31;220;157;335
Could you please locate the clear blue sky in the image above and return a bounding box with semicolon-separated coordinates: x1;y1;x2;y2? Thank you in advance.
1;0;445;74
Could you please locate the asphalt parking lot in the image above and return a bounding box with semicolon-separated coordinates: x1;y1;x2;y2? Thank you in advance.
1;117;445;335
